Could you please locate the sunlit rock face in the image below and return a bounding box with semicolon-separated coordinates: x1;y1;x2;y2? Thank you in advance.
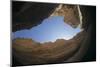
13;30;85;65
50;5;81;28
12;16;83;65
13;16;82;43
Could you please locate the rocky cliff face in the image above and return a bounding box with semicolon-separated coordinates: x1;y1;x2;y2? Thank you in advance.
12;2;82;32
50;4;80;28
12;31;85;65
12;1;96;66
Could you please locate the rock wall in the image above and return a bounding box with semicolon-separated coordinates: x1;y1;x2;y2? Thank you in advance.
12;1;96;66
50;4;80;28
12;1;58;32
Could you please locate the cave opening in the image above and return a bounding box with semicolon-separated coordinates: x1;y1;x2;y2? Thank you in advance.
13;16;82;43
12;2;96;65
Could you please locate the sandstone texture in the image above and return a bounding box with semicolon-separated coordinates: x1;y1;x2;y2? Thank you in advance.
12;31;85;65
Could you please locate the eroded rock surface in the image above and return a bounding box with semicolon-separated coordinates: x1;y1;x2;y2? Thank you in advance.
50;4;80;28
12;31;85;65
12;2;82;32
12;1;96;66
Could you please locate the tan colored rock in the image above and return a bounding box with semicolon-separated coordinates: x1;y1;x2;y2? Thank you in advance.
12;31;85;64
50;4;81;28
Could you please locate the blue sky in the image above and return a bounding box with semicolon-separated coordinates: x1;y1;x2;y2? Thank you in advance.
13;16;82;43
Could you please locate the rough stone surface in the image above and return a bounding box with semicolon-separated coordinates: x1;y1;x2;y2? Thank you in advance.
12;31;85;65
50;4;80;28
12;1;96;66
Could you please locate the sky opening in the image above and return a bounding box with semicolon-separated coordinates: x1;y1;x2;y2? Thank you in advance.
13;16;82;43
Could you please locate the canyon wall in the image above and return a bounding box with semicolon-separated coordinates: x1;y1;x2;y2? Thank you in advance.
12;1;96;66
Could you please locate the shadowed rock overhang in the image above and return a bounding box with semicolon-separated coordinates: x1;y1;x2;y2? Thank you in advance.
12;1;83;32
